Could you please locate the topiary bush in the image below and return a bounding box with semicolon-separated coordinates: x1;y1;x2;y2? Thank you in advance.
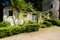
45;19;57;25
0;23;39;38
0;26;21;38
27;21;33;24
0;28;7;38
55;20;60;26
0;21;11;27
24;23;39;32
39;23;47;28
42;21;52;27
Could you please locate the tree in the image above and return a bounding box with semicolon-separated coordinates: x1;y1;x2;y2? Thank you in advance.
25;0;43;11
10;0;34;12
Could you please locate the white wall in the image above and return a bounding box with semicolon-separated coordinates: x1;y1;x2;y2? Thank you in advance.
3;6;18;25
3;7;41;25
18;12;33;25
27;12;32;21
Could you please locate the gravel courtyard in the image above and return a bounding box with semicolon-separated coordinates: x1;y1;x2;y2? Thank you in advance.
0;26;60;40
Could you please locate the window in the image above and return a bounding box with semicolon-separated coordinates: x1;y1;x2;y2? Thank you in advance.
32;14;37;22
51;4;53;8
9;11;13;16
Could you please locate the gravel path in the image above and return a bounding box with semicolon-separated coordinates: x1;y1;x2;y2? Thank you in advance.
0;26;60;40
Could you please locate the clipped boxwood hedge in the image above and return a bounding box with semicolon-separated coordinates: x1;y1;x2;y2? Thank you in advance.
24;24;39;32
39;23;47;28
55;20;60;26
42;21;52;27
45;19;57;25
0;24;39;38
0;26;21;38
0;21;10;27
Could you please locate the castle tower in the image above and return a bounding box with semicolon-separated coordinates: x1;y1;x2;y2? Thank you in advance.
52;0;59;19
42;0;59;19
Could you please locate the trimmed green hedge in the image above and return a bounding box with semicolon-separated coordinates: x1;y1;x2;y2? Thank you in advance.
55;20;60;26
0;26;21;38
45;19;56;25
0;21;10;27
24;24;39;32
0;24;39;38
42;21;52;27
45;19;60;26
39;23;47;28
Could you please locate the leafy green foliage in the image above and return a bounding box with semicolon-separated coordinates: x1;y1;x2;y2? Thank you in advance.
25;0;43;11
45;19;57;25
39;23;47;28
44;19;60;26
10;0;34;12
55;20;60;26
42;21;52;27
0;21;10;27
24;24;39;32
0;24;39;38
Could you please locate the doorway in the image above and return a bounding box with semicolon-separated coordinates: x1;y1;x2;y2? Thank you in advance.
8;10;14;25
0;6;3;22
32;14;38;22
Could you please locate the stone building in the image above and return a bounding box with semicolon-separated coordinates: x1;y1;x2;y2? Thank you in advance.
0;0;39;25
42;0;59;19
0;0;59;25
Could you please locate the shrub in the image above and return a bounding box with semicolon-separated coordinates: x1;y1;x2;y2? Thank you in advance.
24;23;39;32
0;26;24;38
0;21;11;27
27;21;37;24
27;21;33;24
0;26;19;38
0;24;39;38
39;23;47;28
45;19;56;25
42;21;52;27
55;20;60;26
0;28;7;38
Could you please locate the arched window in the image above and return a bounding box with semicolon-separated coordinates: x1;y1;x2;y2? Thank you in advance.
51;4;53;8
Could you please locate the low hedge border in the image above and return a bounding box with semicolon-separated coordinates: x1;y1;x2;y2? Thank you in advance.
45;19;57;25
0;24;39;38
42;21;52;27
45;19;60;26
39;23;47;28
55;20;60;26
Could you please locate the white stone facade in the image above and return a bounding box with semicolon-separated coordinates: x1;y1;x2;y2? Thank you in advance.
3;0;60;25
3;6;18;25
3;6;39;25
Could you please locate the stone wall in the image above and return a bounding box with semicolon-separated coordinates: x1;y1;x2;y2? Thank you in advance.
52;0;59;19
42;0;59;19
3;6;18;25
42;0;53;10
